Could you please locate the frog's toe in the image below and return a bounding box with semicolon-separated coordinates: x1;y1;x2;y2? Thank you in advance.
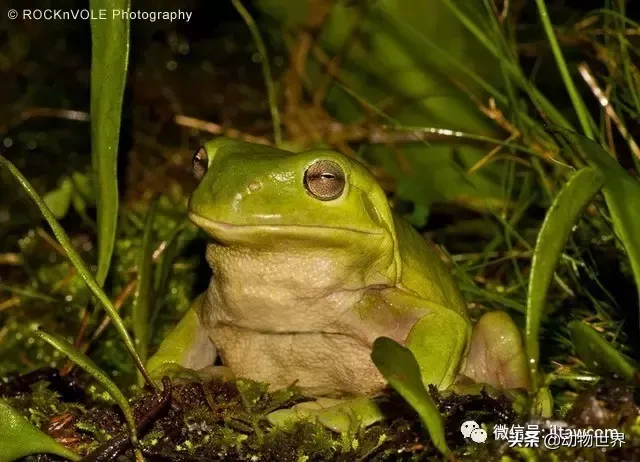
462;311;530;390
196;365;235;380
267;407;298;428
447;382;500;397
267;397;384;434
149;363;235;385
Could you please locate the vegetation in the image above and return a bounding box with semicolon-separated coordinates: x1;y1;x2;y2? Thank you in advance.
1;0;639;460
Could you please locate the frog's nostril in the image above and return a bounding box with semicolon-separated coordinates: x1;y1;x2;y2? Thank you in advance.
247;181;263;193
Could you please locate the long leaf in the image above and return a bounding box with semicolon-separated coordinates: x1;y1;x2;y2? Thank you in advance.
34;329;139;447
371;337;450;457
0;400;80;462
554;129;640;311
534;0;595;139
89;0;131;287
232;0;281;145
0;155;154;389
526;167;604;391
569;321;639;383
437;0;574;134
149;221;188;331
132;201;157;384
153;221;188;292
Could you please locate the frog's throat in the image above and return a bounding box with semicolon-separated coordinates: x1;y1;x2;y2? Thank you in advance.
188;212;384;241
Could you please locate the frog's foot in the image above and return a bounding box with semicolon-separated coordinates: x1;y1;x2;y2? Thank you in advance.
448;382;527;402
267;396;385;434
147;298;220;382
149;362;235;385
460;311;530;390
447;382;500;397
445;382;529;415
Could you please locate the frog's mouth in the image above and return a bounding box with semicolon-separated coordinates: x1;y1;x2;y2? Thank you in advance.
188;212;383;246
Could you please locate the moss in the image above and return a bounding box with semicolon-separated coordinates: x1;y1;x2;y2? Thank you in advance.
0;372;522;460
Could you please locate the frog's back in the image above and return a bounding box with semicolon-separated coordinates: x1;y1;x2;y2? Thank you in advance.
392;214;468;319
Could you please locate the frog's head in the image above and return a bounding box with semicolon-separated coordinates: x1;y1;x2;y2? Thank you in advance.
188;138;401;284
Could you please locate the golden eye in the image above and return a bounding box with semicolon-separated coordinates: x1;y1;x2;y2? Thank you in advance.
304;160;346;201
192;147;208;181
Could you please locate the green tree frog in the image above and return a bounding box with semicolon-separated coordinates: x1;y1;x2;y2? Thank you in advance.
148;138;529;400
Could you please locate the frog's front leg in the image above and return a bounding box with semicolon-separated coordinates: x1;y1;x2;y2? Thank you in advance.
147;295;230;380
405;307;472;390
460;311;530;390
269;294;472;433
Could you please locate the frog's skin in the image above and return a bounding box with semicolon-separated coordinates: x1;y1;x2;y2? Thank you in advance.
148;138;529;400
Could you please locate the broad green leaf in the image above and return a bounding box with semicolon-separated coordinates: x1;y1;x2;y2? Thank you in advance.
526;167;604;391
554;129;640;308
70;171;96;216
43;177;73;219
371;337;450;457
132;201;158;384
90;0;131;287
0;400;80;462
0;155;154;388
34;329;139;447
569;321;639;383
43;172;97;221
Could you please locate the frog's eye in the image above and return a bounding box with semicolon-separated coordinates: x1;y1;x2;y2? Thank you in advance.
304;160;346;201
192;147;208;181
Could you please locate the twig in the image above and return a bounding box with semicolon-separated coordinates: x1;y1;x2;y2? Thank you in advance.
0;296;20;311
287;0;333;110
0;107;89;133
0;253;23;266
36;227;68;257
312;1;364;107
62;279;138;376
489;0;510;23
173;115;271;145
578;62;640;160
468;132;521;173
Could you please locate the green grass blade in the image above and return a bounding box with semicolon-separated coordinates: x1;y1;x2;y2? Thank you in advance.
526;167;604;391
534;0;595;140
569;320;639;383
89;0;131;287
437;0;574;133
132;201;158;384
154;221;187;292
371;337;450;457
232;0;281;145
554;129;640;310
0;400;80;462
615;2;640;115
0;154;154;389
34;329;139;447
382;125;541;157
